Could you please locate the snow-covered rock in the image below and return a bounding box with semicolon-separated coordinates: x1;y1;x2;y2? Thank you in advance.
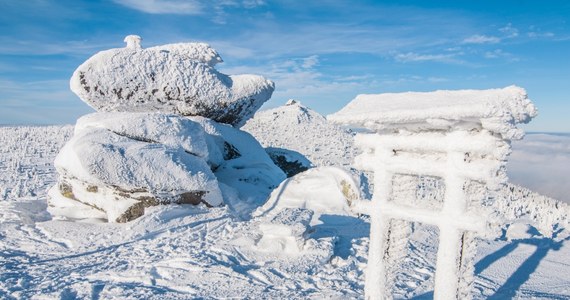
243;100;356;167
190;116;287;217
71;36;274;127
50;113;223;222
328;85;538;139
254;167;361;224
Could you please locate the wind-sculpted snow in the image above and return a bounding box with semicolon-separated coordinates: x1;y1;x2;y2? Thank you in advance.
189;116;286;218
328;86;537;140
254;167;361;223
70;37;274;127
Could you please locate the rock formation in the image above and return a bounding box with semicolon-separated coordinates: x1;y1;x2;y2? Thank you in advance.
50;36;282;222
70;35;274;128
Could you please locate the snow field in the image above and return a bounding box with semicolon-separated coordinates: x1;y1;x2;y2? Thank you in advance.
1;118;570;298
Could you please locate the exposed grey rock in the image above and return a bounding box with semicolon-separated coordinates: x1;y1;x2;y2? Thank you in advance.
266;147;312;178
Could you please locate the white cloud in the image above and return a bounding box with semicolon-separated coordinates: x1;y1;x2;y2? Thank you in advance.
528;31;555;38
301;55;319;69
463;34;501;44
508;133;570;203
484;49;519;62
394;52;461;64
112;0;265;18
499;23;519;38
112;0;203;15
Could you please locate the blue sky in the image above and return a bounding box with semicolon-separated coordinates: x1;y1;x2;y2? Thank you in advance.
1;0;569;132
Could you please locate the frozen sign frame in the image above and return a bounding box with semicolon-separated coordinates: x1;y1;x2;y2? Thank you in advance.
329;86;537;300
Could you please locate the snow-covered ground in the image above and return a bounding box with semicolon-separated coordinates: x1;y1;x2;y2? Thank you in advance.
1;122;569;299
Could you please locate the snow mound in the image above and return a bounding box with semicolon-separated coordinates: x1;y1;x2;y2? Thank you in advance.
256;208;314;254
70;36;274;127
254;167;361;224
243;100;356;167
51;113;223;223
328;85;538;139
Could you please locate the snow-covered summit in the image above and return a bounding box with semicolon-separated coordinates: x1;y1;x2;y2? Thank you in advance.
70;35;274;128
328;85;538;139
243;100;356;167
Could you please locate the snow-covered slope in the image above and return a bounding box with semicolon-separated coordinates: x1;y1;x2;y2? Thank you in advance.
243;100;356;167
1;125;569;299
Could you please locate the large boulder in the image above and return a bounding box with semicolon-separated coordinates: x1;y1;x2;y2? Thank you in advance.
49;112;286;222
70;35;274;128
49;112;223;223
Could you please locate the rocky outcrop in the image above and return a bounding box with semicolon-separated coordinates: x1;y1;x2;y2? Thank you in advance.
50;113;223;223
49;112;286;222
70;36;274;128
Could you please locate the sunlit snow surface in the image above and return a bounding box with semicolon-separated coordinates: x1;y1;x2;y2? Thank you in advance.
1;125;569;299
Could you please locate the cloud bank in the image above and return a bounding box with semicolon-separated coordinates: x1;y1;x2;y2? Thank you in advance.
508;133;570;203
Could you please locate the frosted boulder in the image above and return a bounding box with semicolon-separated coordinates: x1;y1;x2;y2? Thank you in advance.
50;112;223;223
70;36;274;127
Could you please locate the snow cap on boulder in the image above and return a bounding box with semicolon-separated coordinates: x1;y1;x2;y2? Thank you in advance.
70;35;274;127
328;85;538;139
51;112;223;223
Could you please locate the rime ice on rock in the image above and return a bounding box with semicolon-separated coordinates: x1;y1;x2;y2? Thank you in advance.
50;112;223;223
49;112;285;222
70;35;274;128
329;86;537;300
124;34;142;50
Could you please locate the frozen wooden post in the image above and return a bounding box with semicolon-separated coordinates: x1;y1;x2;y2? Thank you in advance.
329;86;537;300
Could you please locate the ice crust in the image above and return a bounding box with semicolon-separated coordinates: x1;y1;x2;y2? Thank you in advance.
328;85;538;139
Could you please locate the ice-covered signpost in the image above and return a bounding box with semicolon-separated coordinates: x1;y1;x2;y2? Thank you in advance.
329;86;537;300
